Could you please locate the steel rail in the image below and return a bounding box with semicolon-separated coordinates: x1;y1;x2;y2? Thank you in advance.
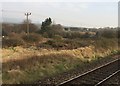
95;69;120;86
58;58;119;86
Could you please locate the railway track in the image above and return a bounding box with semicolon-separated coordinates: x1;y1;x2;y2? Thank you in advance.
58;58;120;86
100;70;120;85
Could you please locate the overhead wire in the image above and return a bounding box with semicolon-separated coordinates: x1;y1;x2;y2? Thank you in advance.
1;9;92;27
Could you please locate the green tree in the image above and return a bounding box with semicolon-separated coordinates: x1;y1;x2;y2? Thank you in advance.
41;17;52;33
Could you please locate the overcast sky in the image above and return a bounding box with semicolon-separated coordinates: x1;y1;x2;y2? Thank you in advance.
0;0;119;28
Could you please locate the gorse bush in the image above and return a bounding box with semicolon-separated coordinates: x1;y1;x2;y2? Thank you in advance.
63;32;82;39
40;39;89;50
43;40;65;49
94;38;118;50
2;33;45;47
60;32;95;39
2;37;24;47
22;33;42;43
99;29;117;38
52;35;63;40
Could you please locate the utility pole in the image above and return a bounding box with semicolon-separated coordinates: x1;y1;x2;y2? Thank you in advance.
25;12;31;35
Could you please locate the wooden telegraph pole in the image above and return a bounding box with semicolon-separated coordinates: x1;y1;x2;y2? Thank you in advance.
25;12;31;35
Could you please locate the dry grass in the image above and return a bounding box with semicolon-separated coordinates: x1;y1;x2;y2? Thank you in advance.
2;44;118;63
2;43;119;84
2;53;82;84
2;46;94;63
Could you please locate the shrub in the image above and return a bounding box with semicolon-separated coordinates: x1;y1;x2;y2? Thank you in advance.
2;37;24;47
22;33;43;43
64;40;88;49
41;40;65;50
82;32;90;38
100;29;117;38
37;44;52;49
52;35;63;40
45;40;64;48
94;38;118;50
63;32;82;39
40;39;89;50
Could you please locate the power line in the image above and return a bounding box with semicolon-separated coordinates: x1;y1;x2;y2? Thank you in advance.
2;9;28;14
1;9;93;27
1;9;73;21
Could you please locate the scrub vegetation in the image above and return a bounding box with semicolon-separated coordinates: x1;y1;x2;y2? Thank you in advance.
2;18;120;84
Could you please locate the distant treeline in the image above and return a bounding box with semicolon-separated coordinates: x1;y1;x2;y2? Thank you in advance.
2;22;119;39
2;17;120;39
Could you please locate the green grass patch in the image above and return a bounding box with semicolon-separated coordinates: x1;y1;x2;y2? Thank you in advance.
2;54;82;84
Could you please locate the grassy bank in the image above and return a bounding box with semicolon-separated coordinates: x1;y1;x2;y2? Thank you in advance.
2;54;82;84
2;45;119;84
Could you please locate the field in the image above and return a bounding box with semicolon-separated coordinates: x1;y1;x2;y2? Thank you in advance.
2;38;119;84
1;22;120;84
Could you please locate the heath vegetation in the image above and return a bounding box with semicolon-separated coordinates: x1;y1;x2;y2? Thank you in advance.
2;18;120;84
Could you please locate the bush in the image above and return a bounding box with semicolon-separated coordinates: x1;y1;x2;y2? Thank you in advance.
63;32;82;39
45;40;64;47
2;37;24;47
82;32;90;38
40;40;65;50
64;40;88;49
22;33;43;43
52;35;63;40
94;38;118;50
40;39;89;50
100;29;117;38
